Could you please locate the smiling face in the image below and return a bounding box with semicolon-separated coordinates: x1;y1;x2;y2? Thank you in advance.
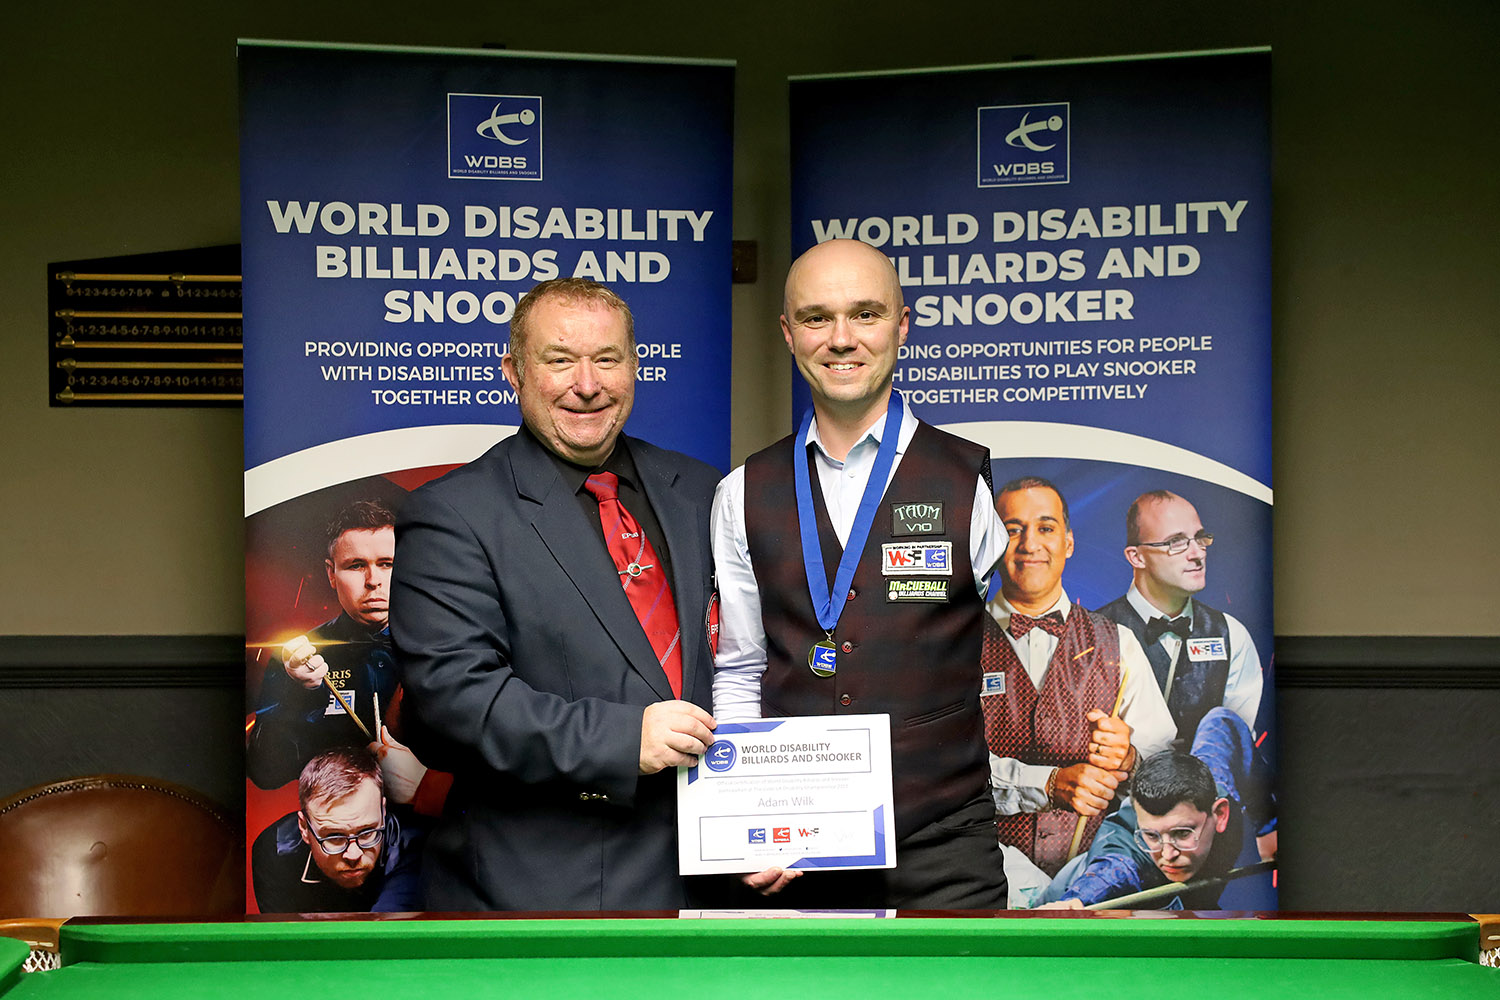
325;526;394;628
502;294;636;466
997;485;1074;614
1127;495;1208;613
780;240;908;431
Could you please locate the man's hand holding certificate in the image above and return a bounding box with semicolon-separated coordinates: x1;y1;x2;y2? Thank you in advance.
676;715;896;875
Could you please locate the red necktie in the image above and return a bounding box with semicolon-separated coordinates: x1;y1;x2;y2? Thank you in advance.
1008;610;1067;640
583;472;683;698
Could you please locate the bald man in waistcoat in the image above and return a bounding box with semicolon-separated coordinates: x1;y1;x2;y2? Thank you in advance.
712;239;1009;909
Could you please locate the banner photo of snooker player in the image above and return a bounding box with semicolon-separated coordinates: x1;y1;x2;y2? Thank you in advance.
788;49;1276;909
239;40;733;914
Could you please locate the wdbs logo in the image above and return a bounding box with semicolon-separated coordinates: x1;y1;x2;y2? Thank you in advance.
448;93;543;181
704;739;737;772
977;102;1069;188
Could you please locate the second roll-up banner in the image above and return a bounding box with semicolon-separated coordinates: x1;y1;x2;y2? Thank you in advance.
789;49;1276;910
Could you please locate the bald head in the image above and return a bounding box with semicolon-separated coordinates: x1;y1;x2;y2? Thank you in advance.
783;239;905;319
1125;490;1210;614
780;240;910;439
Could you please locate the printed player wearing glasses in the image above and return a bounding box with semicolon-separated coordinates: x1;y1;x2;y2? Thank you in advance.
1043;707;1275;910
1098;492;1263;741
251;805;420;914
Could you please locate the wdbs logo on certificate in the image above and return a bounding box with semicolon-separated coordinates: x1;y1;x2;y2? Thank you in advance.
676;715;896;875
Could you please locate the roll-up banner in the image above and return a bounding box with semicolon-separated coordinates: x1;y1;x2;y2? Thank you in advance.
239;40;733;914
790;49;1275;909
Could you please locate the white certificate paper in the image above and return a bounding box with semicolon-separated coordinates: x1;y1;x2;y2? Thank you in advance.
676;714;896;875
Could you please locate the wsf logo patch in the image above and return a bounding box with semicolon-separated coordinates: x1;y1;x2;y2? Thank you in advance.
881;542;952;576
448;93;543;181
982;672;1006;697
1186;637;1228;662
977;102;1069;188
748;828;766;844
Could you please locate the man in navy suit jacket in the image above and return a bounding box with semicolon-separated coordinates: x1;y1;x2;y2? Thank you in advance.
390;278;720;911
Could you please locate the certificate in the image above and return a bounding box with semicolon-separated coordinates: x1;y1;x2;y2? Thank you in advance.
676;714;896;875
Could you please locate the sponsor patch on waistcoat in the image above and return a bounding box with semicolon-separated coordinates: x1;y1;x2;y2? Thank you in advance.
881;541;952;576
890;500;944;536
887;579;949;602
1186;636;1227;661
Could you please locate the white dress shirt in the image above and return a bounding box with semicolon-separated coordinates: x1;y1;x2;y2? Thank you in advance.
711;393;1005;722
1124;584;1263;731
984;590;1175;816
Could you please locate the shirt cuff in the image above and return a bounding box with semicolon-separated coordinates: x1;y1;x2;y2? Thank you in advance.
410;769;455;818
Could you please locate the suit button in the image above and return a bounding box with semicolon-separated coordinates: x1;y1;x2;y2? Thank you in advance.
840;694;852;706
841;641;853;653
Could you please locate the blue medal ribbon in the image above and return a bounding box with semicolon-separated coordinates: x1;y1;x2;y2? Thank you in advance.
793;391;905;648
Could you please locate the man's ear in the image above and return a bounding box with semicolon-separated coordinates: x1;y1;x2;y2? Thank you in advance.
1212;798;1232;833
1125;545;1146;570
501;352;522;391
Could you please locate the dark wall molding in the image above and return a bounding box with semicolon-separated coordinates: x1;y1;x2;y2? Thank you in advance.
0;635;242;688
2;634;1498;690
1273;636;1500;688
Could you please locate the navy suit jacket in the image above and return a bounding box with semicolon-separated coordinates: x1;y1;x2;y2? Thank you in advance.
390;428;719;910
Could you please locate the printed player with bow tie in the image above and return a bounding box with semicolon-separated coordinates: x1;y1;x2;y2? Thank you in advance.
980;476;1174;895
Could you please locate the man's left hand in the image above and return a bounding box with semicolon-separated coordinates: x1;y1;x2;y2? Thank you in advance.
1050;763;1121;816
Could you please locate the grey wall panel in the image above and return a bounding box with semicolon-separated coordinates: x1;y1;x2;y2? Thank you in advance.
2;634;1496;911
0;686;245;811
1276;687;1500;912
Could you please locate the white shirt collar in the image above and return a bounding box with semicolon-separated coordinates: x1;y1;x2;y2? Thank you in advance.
1126;583;1193;623
802;390;916;465
990;588;1072;624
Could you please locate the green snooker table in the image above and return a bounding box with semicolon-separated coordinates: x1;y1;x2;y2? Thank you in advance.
1;914;1495;999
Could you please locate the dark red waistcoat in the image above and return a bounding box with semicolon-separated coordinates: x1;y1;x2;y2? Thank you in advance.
744;420;991;840
981;606;1121;876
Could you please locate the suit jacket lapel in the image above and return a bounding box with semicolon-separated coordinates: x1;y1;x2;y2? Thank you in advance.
509;432;675;702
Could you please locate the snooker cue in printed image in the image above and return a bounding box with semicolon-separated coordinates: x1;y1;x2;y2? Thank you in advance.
979;463;1276;909
244;482;457;913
